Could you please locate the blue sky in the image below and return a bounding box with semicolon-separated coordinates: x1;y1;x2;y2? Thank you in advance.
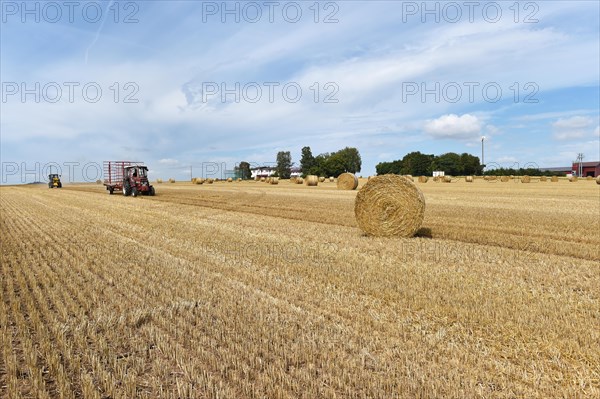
1;0;599;183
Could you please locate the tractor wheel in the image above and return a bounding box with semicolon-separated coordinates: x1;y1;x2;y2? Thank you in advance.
108;187;114;195
131;187;138;197
57;183;62;188
123;183;131;196
149;187;155;196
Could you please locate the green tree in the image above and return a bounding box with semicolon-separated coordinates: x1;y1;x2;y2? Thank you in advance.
335;147;362;174
276;151;292;179
432;153;462;175
401;152;434;175
376;159;403;175
300;146;315;177
236;161;252;180
459;153;482;175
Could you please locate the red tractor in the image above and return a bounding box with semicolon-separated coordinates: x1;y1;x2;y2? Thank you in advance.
103;161;155;196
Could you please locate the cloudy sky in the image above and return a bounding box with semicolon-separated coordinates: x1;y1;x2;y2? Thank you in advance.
1;0;599;183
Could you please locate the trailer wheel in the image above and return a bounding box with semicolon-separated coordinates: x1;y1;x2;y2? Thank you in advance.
149;187;155;196
108;187;114;195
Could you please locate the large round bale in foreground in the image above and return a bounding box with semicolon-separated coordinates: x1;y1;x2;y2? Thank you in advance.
305;175;319;186
355;175;425;237
596;176;600;184
337;173;359;190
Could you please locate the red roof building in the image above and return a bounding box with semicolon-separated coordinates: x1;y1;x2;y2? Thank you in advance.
572;161;600;177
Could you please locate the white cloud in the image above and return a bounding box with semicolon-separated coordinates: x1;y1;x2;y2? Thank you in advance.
552;116;594;140
423;114;482;140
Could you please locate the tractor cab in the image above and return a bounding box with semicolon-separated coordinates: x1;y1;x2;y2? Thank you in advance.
122;165;154;197
48;174;62;188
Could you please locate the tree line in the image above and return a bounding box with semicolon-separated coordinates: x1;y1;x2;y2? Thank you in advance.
376;151;483;176
235;147;362;179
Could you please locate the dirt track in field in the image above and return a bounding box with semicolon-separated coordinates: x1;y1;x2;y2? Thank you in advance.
1;179;599;398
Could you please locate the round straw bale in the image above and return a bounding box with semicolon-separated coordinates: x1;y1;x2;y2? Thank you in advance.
227;177;233;182
318;176;325;183
551;176;559;182
521;175;531;183
260;177;266;182
418;176;428;183
337;173;358;190
501;176;509;182
195;178;204;185
237;178;242;182
156;178;163;184
465;176;474;183
96;179;102;184
596;176;600;184
355;175;425;237
206;178;214;184
443;176;452;183
569;176;578;182
329;177;335;182
168;178;176;183
433;176;439;182
270;177;279;185
306;175;319;186
403;175;414;182
295;177;304;184
540;176;547;182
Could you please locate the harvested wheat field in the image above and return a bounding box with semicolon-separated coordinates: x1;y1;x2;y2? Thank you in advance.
1;179;599;398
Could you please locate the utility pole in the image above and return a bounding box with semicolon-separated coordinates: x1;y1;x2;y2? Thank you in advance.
190;165;193;181
481;136;485;173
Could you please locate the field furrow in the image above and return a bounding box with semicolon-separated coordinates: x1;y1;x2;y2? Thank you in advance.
1;181;599;398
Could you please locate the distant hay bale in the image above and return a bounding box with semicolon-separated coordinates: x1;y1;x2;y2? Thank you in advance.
355;175;425;238
418;176;428;183
305;175;319;186
195;178;204;185
329;176;335;182
540;176;547;182
465;176;474;183
270;177;279;185
337;173;358;190
191;177;197;184
318;176;325;183
443;176;452;183
206;178;214;184
569;176;578;182
501;176;509;182
168;178;175;183
260;177;266;182
551;176;559;182
237;178;242;182
295;177;304;184
156;178;163;184
586;176;593;181
227;177;233;182
433;176;440;182
96;179;102;184
596;176;600;184
521;176;531;183
290;177;297;183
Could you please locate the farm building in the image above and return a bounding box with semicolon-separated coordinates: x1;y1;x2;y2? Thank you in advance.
572;161;600;177
250;166;302;179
